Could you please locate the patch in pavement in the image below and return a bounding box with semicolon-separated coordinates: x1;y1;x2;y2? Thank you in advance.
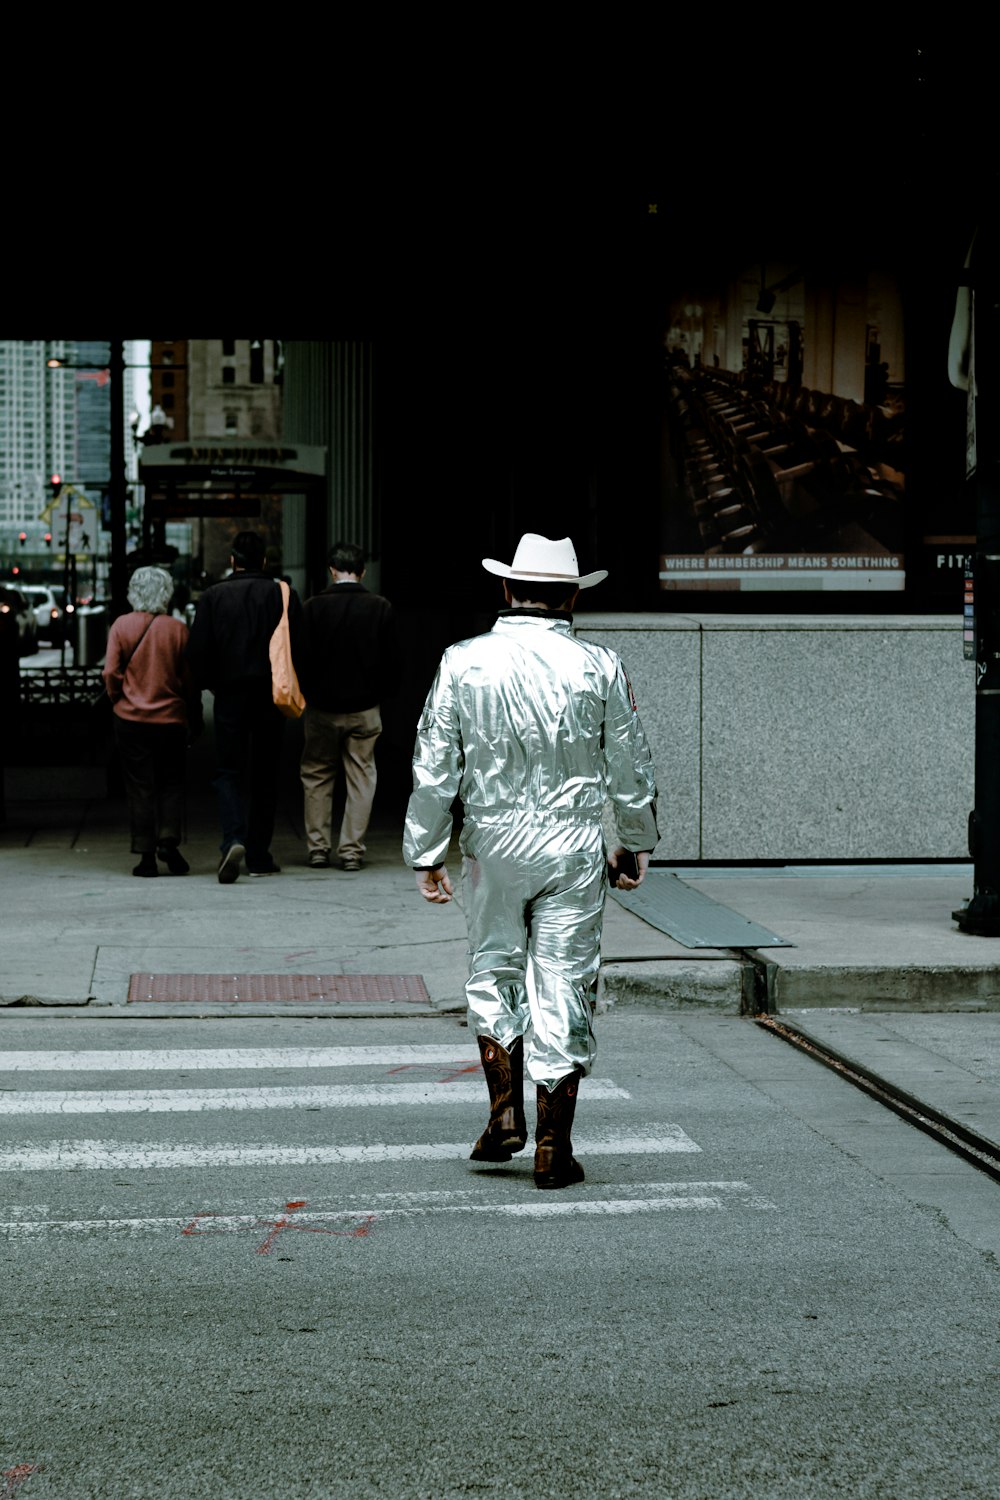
611;871;793;949
127;973;432;1004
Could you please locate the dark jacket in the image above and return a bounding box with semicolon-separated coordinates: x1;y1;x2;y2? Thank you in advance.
185;570;306;692
300;582;400;713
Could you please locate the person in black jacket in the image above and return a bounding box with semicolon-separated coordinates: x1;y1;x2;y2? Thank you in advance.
186;530;305;883
299;541;399;870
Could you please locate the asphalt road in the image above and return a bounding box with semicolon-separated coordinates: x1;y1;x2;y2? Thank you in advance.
2;1011;1000;1499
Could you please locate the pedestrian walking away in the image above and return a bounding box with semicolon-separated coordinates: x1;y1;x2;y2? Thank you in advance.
102;565;203;877
185;530;305;883
403;532;659;1189
299;541;400;872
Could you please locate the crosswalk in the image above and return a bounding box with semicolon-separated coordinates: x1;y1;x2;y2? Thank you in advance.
0;1041;776;1235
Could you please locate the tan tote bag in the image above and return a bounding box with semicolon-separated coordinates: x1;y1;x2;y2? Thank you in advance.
269;579;306;718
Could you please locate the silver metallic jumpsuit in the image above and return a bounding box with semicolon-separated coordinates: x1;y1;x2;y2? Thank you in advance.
403;611;659;1088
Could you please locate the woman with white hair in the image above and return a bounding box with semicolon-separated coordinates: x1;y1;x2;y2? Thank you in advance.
102;566;202;876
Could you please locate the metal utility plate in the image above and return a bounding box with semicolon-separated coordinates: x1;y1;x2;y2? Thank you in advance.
611;872;793;949
128;974;432;1004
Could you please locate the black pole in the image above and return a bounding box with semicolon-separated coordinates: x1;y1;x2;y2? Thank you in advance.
109;341;128;620
954;225;1000;934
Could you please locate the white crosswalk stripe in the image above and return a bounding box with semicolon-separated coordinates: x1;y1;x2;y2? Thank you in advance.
0;1043;776;1218
0;1185;769;1235
0;1130;700;1171
0;1046;482;1072
0;1182;776;1236
0;1079;630;1115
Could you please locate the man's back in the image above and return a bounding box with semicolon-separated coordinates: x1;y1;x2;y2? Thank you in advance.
301;582;398;712
186;571;287;689
406;611;656;860
444;614;612;818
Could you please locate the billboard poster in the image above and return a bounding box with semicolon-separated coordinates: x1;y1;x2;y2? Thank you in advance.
658;259;906;594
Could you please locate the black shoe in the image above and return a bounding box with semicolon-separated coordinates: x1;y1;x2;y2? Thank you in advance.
157;844;190;876
308;850;331;869
247;859;281;877
217;842;245;884
132;855;158;878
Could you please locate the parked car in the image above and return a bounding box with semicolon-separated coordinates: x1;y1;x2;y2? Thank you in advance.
0;584;40;656
20;584;67;645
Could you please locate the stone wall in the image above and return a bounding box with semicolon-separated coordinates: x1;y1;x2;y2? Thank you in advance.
574;614;973;861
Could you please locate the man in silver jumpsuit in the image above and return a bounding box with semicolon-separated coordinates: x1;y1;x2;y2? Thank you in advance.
403;533;659;1189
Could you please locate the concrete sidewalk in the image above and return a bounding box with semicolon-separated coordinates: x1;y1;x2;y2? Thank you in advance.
6;757;1000;1177
0;760;997;1018
602;862;1000;1015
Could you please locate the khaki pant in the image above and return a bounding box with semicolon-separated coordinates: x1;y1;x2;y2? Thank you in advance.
300;705;381;859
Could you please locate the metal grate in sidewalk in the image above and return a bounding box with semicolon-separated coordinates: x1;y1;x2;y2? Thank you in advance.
611;871;793;948
127;974;432;1004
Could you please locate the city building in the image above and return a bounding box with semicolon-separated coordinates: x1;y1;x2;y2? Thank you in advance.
0;341;76;535
141;340;287;584
149;339;187;441
187;339;281;442
280;341;374;595
0;339;150;593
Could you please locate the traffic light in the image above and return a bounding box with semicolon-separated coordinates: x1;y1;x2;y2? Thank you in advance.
17;531;27;547
43;531;52;547
50;473;62;502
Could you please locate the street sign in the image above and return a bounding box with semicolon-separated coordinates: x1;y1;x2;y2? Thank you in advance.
40;486;96;555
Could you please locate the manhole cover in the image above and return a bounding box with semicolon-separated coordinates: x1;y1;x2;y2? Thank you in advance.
128;974;431;1004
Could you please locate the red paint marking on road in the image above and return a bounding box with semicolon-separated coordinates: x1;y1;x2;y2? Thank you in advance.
255;1199;307;1254
181;1212;224;1236
256;1213;375;1253
181;1200;375;1252
385;1061;482;1081
255;1200;375;1254
2;1463;44;1498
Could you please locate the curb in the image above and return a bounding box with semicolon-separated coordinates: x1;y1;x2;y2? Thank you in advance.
8;961;1000;1020
598;958;748;1014
0;999;468;1020
760;960;1000;1012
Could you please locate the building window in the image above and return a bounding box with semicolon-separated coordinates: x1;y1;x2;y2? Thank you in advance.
162;393;175;410
222;367;235;385
222;339;235;357
161;372;175;388
224;410;238;434
249;340;264;384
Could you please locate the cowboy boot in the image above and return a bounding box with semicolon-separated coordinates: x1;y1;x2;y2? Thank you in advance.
534;1070;585;1189
469;1035;527;1161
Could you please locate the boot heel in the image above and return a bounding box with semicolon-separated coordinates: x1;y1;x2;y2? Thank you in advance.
533;1071;585;1189
470;1036;527;1161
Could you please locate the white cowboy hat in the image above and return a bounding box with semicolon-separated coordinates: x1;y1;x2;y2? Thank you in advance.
482;533;608;590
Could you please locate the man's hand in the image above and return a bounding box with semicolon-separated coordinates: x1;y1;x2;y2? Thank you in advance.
415;866;454;903
609;848;650;892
